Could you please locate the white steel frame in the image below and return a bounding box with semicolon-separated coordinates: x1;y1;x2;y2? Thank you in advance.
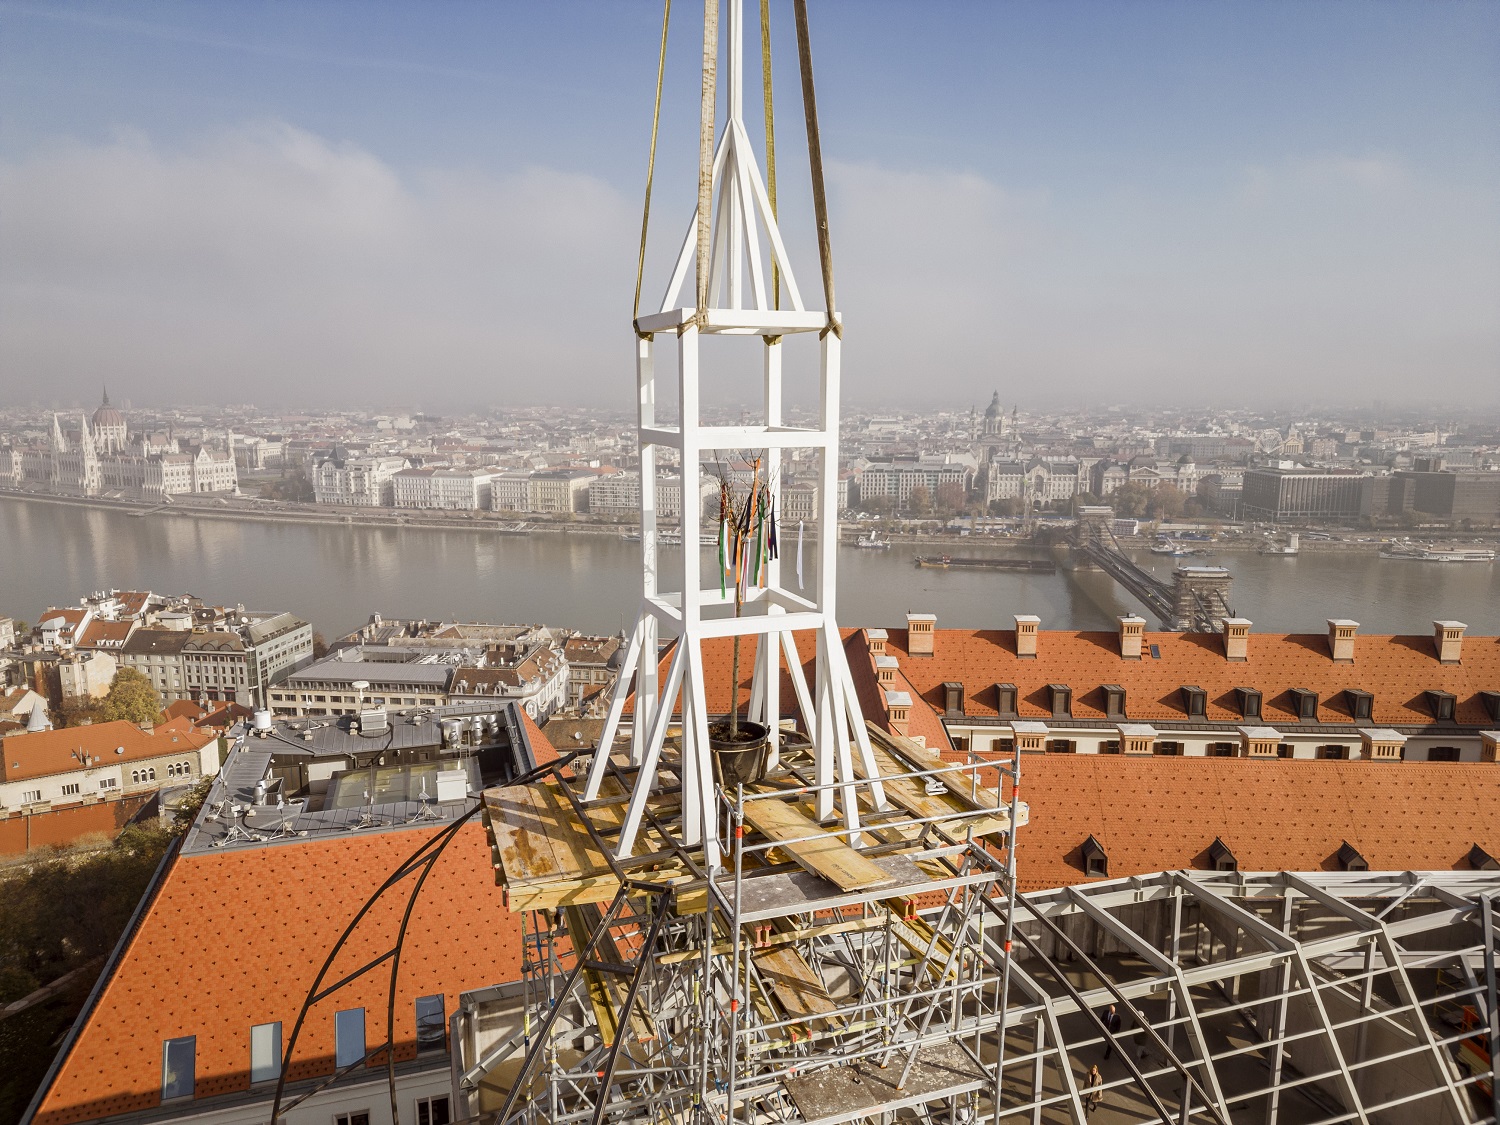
583;0;885;867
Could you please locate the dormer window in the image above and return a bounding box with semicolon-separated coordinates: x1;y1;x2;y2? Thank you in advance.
1180;685;1206;719
1236;687;1262;721
1081;835;1109;878
1467;844;1498;871
1336;841;1368;871
994;683;1018;718
1208;837;1238;872
1048;684;1072;720
1289;688;1318;722
942;682;965;716
1481;691;1500;724
1102;685;1126;720
1343;689;1373;723
1426;690;1456;722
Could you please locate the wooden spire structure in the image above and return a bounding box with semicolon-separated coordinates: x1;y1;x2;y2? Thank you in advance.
581;0;887;869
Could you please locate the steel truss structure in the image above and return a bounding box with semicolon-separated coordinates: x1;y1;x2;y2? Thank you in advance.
459;857;1499;1125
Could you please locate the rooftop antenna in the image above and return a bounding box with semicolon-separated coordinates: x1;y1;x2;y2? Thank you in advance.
348;786;383;831
405;773;444;824
210;800;264;848
581;0;889;866
262;793;308;840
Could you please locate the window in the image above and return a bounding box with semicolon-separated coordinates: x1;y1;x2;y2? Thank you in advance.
416;1097;451;1125
950;736;970;754
250;1022;281;1084
162;1036;195;1100
1290;688;1318;721
335;1008;366;1069
1081;835;1108;878
1318;745;1347;760
334;1113;371;1125
1046;739;1075;754
1277;743;1295;759
1102;685;1126;720
99;777;117;790
1047;684;1072;719
21;789;41;804
1426;691;1457;723
1236;687;1262;721
993;683;1018;717
1099;740;1121;754
1180;686;1206;718
1428;746;1461;763
60;782;81;796
415;995;446;1050
1155;742;1183;757
1208;742;1234;757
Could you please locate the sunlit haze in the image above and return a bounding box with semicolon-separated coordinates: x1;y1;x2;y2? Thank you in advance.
2;0;1498;411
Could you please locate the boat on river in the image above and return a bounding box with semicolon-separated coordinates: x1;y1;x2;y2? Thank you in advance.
1380;543;1495;563
853;531;891;549
914;554;1056;573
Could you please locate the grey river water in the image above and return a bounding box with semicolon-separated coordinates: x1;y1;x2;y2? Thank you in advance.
2;498;1497;638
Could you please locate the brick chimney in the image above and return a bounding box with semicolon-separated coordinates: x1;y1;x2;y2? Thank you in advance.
866;628;888;656
885;690;912;737
1434;620;1467;664
1014;614;1040;659
906;613;935;657
1222;618;1251;662
1327;619;1359;663
875;654;899;685
1118;615;1145;660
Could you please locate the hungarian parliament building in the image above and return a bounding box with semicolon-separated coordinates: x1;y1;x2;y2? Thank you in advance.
2;390;238;499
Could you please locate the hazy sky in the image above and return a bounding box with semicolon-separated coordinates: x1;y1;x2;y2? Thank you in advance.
1;1;1497;413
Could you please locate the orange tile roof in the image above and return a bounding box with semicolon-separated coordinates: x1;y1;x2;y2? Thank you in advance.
965;753;1500;892
883;627;1500;728
33;823;520;1125
1;718;214;783
76;620;135;649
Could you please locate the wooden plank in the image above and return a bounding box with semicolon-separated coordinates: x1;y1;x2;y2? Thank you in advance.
752;946;838;1019
741;799;894;893
484;786;573;885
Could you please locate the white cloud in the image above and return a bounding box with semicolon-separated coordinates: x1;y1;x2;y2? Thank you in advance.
0;123;638;408
1;127;1496;410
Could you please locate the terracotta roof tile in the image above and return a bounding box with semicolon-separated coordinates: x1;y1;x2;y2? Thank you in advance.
883;628;1500;728
34;823;520;1125
1;718;214;784
958;753;1500;892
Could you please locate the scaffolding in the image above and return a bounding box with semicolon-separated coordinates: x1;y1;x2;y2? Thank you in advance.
466;724;1028;1125
464;778;1500;1125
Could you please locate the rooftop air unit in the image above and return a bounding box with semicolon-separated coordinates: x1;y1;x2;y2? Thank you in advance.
359;708;389;735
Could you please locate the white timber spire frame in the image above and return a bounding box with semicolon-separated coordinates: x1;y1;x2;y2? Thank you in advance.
583;0;886;869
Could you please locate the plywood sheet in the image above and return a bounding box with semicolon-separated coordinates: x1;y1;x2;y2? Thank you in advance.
741;798;894;892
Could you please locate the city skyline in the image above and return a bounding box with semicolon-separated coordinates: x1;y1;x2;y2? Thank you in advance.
2;0;1497;411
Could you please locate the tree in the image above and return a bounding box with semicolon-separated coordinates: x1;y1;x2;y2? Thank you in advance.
989;497;1022;518
935;482;967;516
907;486;932;516
1110;483;1150;518
98;668;162;726
312;631;329;660
1148;484;1187;520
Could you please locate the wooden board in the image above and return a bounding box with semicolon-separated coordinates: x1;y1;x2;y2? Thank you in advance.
741;798;895;893
860;734;1012;836
752;946;838;1020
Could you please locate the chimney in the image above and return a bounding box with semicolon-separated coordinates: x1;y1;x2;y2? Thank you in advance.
1222;618;1251;662
875;654;899;685
866;628;888;656
1327;619;1359;663
1118;615;1145;660
1014;614;1040;659
906;613;936;657
1434;620;1467;664
885;690;912;738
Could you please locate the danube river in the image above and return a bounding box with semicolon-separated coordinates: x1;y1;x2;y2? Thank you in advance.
2;498;1497;638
